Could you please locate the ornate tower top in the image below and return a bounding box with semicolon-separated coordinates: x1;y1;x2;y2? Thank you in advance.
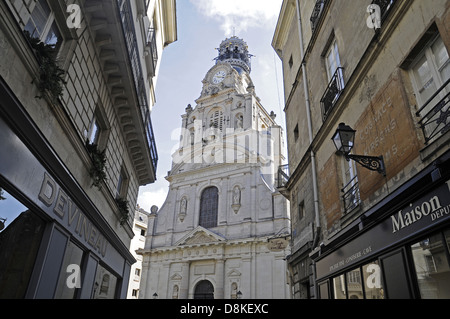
214;36;253;74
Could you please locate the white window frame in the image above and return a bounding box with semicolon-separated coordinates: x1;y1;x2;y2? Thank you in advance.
325;40;342;82
410;34;450;143
410;35;449;107
23;0;62;48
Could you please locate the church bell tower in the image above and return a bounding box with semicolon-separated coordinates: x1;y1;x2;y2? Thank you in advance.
138;37;290;300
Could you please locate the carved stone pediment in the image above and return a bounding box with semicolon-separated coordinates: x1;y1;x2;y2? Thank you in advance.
185;233;217;245
175;226;226;246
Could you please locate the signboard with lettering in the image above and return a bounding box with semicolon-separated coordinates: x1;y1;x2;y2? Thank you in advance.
354;73;421;200
318;155;342;229
315;180;450;280
38;173;108;257
0;117;125;274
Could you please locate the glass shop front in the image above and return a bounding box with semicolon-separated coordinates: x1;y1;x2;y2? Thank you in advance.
0;78;134;299
315;164;450;299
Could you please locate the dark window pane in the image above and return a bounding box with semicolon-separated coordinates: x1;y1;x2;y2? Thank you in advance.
194;280;214;299
54;241;84;299
24;0;52;38
411;233;450;299
0;188;46;298
92;264;118;299
333;274;346;299
199;187;218;229
346;268;363;299
362;261;385;299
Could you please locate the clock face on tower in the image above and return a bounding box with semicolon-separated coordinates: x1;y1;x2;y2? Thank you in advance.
212;70;226;84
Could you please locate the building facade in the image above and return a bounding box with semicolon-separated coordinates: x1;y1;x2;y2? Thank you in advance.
127;205;152;299
0;0;176;298
138;37;291;299
273;0;450;299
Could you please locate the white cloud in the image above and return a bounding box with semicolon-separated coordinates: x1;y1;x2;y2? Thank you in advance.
190;0;282;35
137;187;168;212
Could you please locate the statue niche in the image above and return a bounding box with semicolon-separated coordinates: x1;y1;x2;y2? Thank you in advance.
232;186;241;214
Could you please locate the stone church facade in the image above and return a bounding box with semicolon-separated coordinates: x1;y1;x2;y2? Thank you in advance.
137;37;291;299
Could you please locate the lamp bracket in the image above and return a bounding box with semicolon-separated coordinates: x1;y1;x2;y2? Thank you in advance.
346;154;386;176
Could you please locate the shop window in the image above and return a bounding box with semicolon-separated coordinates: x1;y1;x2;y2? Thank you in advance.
380;250;412;298
54;241;84;299
362;261;385;299
92;264;118;299
331;260;385;299
319;281;330;299
445;229;450;253
411;232;450;299
333;274;346;299
0;187;46;298
346;268;363;299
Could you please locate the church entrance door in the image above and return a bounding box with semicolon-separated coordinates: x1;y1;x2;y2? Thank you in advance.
194;280;214;299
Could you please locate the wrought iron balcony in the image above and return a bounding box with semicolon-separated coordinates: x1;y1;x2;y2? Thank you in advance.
310;0;327;33
277;164;290;189
321;67;345;121
416;78;450;145
117;0;158;173
372;0;395;24
342;176;361;214
146;27;158;76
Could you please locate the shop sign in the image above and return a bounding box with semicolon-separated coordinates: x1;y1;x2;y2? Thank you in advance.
267;238;289;252
38;173;108;258
391;181;450;233
315;180;450;279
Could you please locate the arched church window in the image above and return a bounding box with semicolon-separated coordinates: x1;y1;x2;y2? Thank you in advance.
199;187;218;228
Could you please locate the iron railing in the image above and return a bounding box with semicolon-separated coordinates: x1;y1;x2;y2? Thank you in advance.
372;0;395;24
117;0;158;173
321;67;345;121
277;164;290;189
416;78;450;145
146;27;158;75
342;176;360;214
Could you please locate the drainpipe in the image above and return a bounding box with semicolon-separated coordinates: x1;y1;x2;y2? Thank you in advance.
295;0;320;246
296;0;321;298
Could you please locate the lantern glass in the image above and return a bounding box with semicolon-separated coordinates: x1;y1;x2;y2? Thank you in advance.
332;123;356;154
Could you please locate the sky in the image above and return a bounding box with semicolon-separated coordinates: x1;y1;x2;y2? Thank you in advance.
137;0;285;212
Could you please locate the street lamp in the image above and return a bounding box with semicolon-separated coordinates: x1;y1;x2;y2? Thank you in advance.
332;123;386;176
237;291;243;299
152;292;158;299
